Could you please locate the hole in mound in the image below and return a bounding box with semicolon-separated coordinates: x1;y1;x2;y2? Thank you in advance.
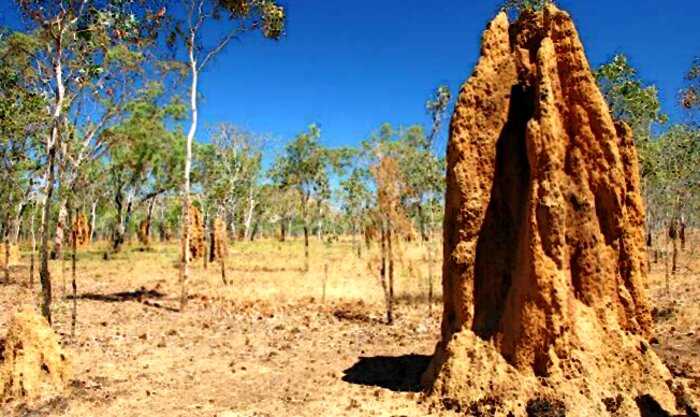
635;395;672;417
472;84;533;340
341;354;431;392
526;398;566;417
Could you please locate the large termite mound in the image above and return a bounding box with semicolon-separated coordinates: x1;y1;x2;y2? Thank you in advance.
72;212;91;248
0;243;20;269
0;306;71;403
209;217;228;262
188;204;205;259
423;5;695;417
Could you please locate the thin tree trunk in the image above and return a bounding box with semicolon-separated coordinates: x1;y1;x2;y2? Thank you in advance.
243;189;255;241
220;255;227;285
3;225;10;284
69;204;77;338
417;202;428;243
303;223;310;272
352;223;360;258
54;202;66;262
379;221;390;324
203;208;208;270
41;131;58;324
671;236;678;275
427;235;434;314
387;223;394;325
180;34;198;312
89;200;97;243
30;203;37;287
279;219;286;242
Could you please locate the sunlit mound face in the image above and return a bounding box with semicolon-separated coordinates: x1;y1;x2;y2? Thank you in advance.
423;5;685;416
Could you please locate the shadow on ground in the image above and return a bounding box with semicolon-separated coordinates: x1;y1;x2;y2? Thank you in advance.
69;288;178;312
342;354;431;392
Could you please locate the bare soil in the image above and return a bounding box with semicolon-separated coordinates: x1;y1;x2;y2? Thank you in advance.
0;237;696;416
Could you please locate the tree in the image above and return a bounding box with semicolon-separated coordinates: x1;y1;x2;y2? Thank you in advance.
503;0;553;14
271;125;349;271
648;125;700;275
681;57;700;120
595;54;668;256
168;0;285;311
198;124;264;242
425;85;451;149
13;0;164;323
104;84;185;253
340;167;371;257
371;156;413;325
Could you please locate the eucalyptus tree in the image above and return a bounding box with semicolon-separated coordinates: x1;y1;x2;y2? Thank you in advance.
650;125;700;273
198;124;264;241
681;57;699;119
425;85;451;149
166;0;284;310
595;54;668;253
595;54;667;165
270;125;349;271
0;32;47;259
13;0;166;323
104;84;186;253
362;123;444;242
340;167;371;257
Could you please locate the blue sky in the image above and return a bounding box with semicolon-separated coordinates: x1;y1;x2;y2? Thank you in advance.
3;1;698;151
197;0;698;150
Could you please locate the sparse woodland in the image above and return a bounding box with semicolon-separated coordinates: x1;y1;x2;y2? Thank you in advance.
0;1;698;416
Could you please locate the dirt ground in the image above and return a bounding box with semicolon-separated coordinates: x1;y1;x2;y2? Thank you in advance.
0;235;697;417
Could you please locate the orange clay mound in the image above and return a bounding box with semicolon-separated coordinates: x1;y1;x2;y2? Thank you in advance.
0;243;20;269
423;5;697;417
72;212;91;248
188;204;205;259
0;306;71;403
209;217;228;262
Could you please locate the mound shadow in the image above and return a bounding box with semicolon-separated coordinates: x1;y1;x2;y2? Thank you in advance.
342;354;431;392
69;288;177;312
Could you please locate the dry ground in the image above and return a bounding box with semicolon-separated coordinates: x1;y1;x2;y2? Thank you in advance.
0;234;697;417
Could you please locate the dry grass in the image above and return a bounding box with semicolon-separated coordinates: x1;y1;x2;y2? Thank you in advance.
0;236;445;417
0;233;696;416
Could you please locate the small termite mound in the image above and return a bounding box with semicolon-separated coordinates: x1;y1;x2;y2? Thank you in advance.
423;5;696;417
0;243;20;269
0;306;72;403
137;219;150;247
188;204;206;259
72;212;91;248
209;217;228;262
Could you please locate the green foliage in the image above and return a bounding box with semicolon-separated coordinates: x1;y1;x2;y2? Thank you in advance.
425;85;451;148
502;0;553;14
645;124;700;224
596;54;668;134
681;57;700;113
105;84;186;200
595;54;667;179
271;124;350;222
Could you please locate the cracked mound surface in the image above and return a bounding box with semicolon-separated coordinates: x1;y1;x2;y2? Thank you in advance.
423;5;696;416
0;306;71;403
0;244;20;268
210;217;229;262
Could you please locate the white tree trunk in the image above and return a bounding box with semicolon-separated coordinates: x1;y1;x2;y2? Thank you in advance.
89;201;97;242
243;188;255;241
180;33;198;311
